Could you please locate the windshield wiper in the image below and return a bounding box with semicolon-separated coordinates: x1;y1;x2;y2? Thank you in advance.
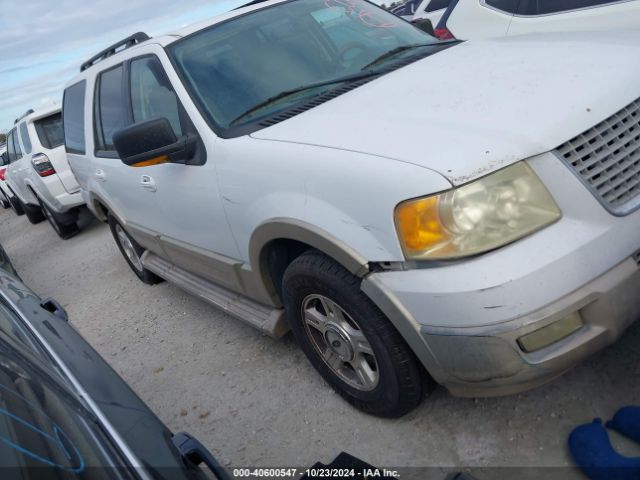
361;43;433;71
229;71;381;127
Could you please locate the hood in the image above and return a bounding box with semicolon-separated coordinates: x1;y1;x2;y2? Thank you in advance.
252;31;640;186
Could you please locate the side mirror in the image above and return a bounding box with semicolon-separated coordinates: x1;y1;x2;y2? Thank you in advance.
113;118;196;167
412;18;435;36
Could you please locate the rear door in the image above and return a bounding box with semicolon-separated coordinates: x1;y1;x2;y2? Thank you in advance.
63;80;91;192
5;129;26;200
507;0;640;35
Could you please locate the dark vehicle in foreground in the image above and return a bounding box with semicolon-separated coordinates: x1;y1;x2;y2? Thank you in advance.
0;244;229;479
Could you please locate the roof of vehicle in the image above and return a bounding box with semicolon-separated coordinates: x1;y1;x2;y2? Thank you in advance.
15;104;61;125
66;0;289;86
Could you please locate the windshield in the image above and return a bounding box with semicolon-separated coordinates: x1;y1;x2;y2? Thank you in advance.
169;0;437;130
34;113;64;150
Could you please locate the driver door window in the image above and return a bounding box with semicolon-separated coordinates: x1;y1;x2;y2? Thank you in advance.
129;56;183;137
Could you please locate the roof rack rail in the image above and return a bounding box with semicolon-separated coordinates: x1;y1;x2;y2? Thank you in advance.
80;32;150;72
233;0;270;9
14;109;35;125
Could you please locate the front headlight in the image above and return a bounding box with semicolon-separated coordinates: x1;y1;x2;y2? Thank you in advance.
394;162;561;260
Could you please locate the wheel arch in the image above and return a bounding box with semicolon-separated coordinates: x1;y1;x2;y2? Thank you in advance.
249;219;371;305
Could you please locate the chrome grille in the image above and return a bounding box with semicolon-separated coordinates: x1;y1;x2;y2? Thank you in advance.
555;99;640;215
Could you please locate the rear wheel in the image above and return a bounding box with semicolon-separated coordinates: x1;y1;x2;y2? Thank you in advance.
0;190;9;209
7;193;24;216
108;215;162;285
37;197;80;239
22;201;45;224
282;251;427;418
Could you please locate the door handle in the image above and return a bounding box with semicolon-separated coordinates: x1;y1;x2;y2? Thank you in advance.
140;175;157;192
95;169;106;182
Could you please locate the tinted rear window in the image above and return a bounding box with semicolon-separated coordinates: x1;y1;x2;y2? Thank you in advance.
485;0;521;13
35;113;64;150
63;81;87;155
517;0;622;14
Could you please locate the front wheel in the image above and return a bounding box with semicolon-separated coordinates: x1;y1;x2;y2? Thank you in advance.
282;251;427;418
108;215;162;285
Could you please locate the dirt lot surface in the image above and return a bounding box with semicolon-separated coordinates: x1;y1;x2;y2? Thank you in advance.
1;207;639;479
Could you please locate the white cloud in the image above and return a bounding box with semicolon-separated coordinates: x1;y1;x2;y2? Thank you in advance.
0;0;246;131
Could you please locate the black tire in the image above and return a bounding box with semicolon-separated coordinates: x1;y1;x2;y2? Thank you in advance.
282;250;427;418
7;193;24;216
37;197;80;240
108;214;162;285
0;190;9;209
22;200;46;224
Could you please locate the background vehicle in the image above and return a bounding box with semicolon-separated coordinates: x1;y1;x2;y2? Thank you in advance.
64;0;640;418
0;244;230;479
435;0;640;40
0;144;23;215
389;0;422;18
411;0;450;25
4;107;85;238
0;144;11;210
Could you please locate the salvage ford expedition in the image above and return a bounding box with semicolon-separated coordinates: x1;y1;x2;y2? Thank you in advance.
63;0;640;417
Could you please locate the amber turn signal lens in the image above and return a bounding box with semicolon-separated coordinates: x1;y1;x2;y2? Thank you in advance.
395;196;450;254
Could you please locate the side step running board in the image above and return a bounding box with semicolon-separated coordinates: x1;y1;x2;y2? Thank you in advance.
141;252;288;339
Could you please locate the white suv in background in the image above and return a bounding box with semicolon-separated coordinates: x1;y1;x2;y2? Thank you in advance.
4;106;85;238
64;0;640;417
0;144;10;210
435;0;640;40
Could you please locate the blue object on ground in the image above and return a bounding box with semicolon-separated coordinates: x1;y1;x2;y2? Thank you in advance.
608;407;640;444
568;418;640;480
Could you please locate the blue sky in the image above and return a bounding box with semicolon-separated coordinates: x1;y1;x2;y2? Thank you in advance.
0;0;252;132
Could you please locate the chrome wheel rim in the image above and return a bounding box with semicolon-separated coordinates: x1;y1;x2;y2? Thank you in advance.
301;294;379;391
115;224;143;272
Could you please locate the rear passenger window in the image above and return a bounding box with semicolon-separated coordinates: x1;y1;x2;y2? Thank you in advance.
18;123;32;155
130;56;183;137
63;81;87;155
517;0;621;14
95;65;127;154
484;0;521;13
426;0;450;12
11;130;22;161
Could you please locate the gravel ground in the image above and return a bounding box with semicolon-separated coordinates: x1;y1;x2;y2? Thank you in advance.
1;206;639;479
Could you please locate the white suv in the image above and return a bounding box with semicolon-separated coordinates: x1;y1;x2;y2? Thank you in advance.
64;0;640;417
4;106;85;238
435;0;640;40
0;144;12;210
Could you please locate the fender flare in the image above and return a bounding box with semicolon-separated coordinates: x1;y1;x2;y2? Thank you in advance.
249;218;371;301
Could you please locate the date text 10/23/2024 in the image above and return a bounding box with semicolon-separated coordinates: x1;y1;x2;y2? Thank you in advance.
232;468;401;478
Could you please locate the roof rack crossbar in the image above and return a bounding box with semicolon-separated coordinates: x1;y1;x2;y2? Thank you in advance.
80;32;150;72
14;109;35;125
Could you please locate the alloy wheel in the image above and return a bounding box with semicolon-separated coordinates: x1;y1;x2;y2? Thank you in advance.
301;294;379;391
